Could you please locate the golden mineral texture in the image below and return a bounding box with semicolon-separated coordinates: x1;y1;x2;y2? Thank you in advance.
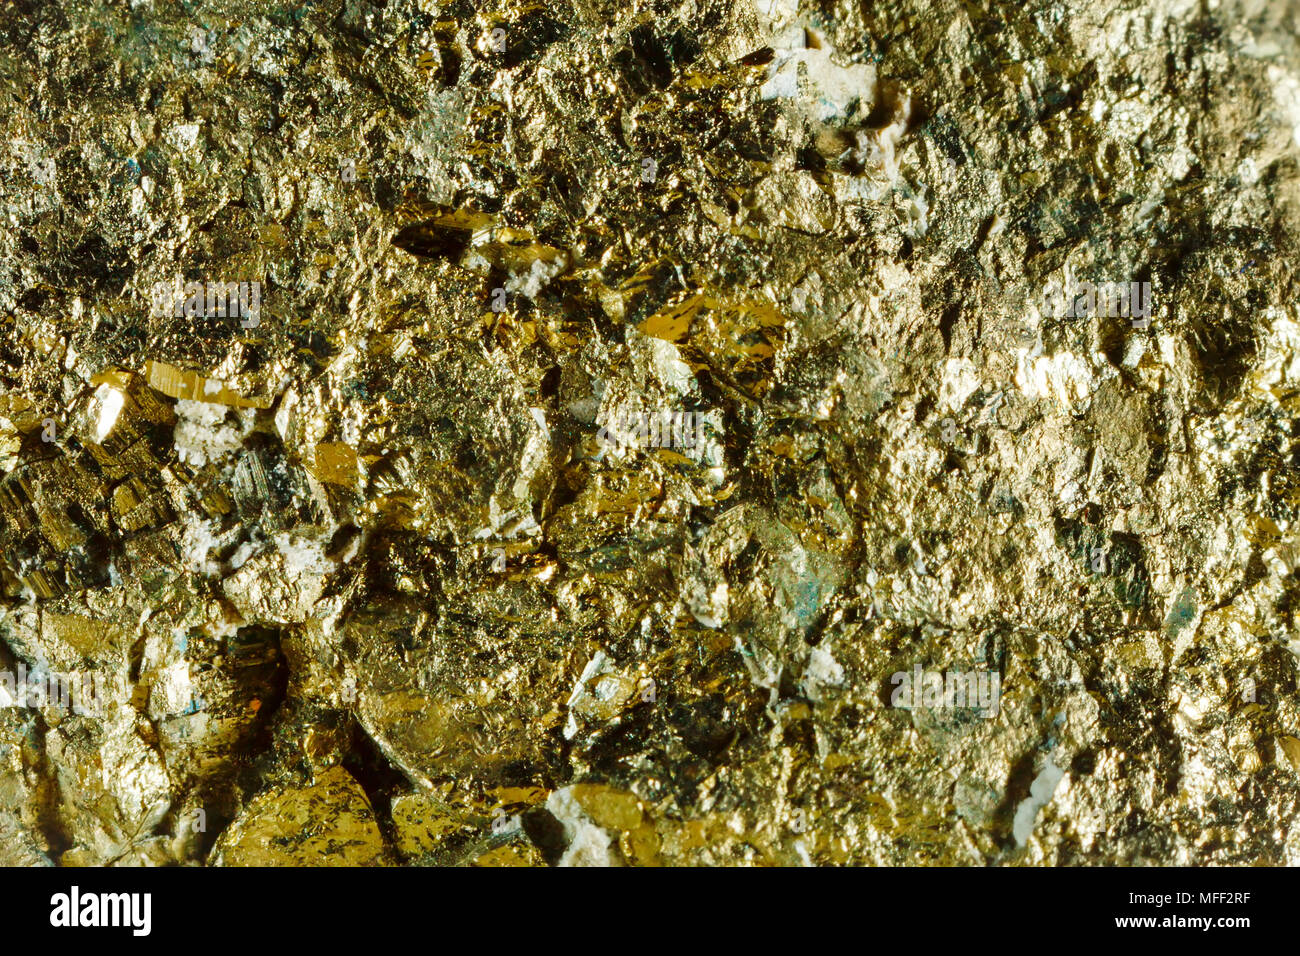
0;0;1298;867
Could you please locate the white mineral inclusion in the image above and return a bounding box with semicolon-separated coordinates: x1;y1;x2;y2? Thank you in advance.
686;581;728;629
1012;758;1066;847
1014;349;1096;408
904;187;929;238
505;254;568;300
758;27;916;182
179;514;223;577
164;123;200;152
272;531;334;577
646;336;694;397
803;646;845;700
939;357;981;413
761;44;878;125
1267;64;1300;148
173;399;243;468
546;787;618;867
564;650;611;739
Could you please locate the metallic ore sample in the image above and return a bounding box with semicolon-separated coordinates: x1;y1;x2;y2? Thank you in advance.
0;0;1298;866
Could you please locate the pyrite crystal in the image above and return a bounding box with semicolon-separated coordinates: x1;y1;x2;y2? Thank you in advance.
0;0;1297;868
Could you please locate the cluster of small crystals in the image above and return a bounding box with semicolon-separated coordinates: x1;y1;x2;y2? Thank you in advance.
0;0;1297;866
